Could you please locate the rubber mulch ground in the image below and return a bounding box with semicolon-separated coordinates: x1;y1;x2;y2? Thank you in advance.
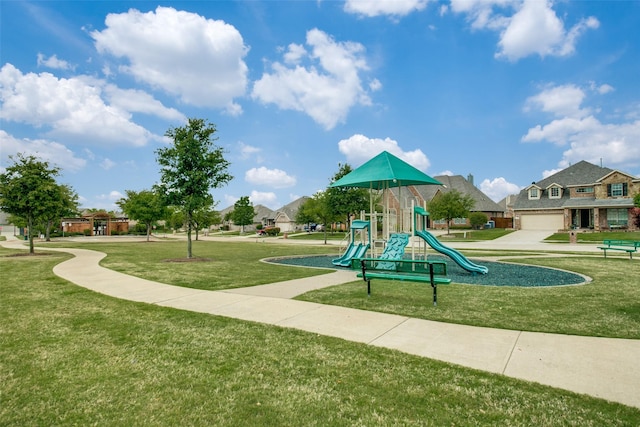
268;255;586;287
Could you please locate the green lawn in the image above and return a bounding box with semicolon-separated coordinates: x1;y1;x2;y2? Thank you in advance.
545;231;640;242
2;246;639;425
298;256;640;339
49;239;337;291
37;240;640;339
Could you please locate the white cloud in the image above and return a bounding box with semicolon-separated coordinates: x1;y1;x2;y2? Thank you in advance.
450;0;599;61
37;53;74;71
522;83;640;171
100;158;116;170
238;142;262;161
0;64;164;147
344;0;430;18
250;190;278;208
0;130;86;172
449;0;511;31
102;84;186;121
91;6;248;114
87;190;126;211
479;177;522;202
245;166;296;188
338;134;431;171
223;194;239;208
524;84;589;118
252;28;375;130
438;170;454;176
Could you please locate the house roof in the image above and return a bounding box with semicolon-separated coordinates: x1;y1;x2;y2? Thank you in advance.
271;196;310;221
397;175;503;213
512;160;634;210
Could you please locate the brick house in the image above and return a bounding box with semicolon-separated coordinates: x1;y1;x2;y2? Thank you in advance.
513;161;639;231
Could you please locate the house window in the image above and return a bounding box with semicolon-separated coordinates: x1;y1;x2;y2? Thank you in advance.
453;218;467;225
433;219;446;225
576;187;593;193
528;188;539;199
607;183;628;197
549;187;561;199
607;209;628;227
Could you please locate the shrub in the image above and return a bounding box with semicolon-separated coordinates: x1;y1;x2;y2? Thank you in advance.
470;212;489;229
83;229;91;236
265;227;280;236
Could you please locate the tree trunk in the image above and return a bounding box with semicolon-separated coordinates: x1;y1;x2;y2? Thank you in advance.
186;215;193;258
46;219;52;242
146;222;151;242
28;216;35;254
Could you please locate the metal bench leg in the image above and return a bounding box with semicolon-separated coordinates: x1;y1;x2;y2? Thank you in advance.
430;263;437;306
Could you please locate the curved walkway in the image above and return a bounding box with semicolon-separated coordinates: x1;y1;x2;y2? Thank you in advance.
2;235;639;409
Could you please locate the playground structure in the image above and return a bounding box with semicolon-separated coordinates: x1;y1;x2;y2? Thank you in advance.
413;205;488;275
333;204;488;275
331;220;370;267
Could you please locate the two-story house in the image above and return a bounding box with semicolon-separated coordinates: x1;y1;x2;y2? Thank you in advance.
513;161;639;231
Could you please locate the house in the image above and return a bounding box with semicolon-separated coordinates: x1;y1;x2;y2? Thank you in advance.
387;174;507;229
270;196;310;232
513;161;640;231
219;204;274;232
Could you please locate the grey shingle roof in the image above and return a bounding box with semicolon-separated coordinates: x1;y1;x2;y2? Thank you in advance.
512;160;623;210
395;175;504;212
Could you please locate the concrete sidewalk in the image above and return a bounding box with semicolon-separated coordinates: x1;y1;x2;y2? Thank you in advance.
2;236;639;409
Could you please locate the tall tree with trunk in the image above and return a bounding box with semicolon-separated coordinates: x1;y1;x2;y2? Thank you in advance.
230;196;255;234
0;154;64;253
427;189;475;235
117;190;168;242
154;118;232;258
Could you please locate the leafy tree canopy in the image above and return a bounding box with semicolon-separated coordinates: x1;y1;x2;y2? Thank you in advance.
0;153;67;253
117;190;168;241
154;118;232;257
326;163;369;225
231;196;255;233
427;190;475;234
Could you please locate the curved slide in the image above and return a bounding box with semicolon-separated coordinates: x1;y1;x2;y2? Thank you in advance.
416;230;488;275
332;243;369;267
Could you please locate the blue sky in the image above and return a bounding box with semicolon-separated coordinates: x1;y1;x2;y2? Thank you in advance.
2;0;639;211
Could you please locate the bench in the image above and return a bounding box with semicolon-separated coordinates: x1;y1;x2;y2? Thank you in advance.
597;240;640;259
354;258;451;306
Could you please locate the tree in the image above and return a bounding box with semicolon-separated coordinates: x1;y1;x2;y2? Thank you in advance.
295;197;318;232
42;184;78;241
0;154;66;254
297;190;340;244
192;205;221;240
117;190;168;242
154;118;233;258
427;190;475;235
326;163;369;228
230;196;255;234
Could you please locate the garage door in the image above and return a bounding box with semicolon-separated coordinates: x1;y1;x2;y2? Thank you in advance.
520;214;564;230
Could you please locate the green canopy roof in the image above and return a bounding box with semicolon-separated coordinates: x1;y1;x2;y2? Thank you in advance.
330;151;442;190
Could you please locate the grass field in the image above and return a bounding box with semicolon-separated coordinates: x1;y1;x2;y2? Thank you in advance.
40;239;640;339
1;245;639;425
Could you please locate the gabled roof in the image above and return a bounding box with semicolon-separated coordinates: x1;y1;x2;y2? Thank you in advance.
513;160;626;210
533;160;613;189
392;175;503;212
271;196;310;221
253;204;274;222
596;169;638;183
